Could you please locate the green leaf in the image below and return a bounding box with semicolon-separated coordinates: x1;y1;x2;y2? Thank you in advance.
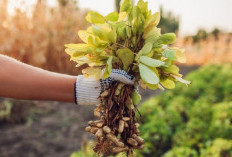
126;26;132;38
116;48;134;70
92;24;117;43
137;42;153;57
88;35;108;47
139;63;159;84
139;56;165;67
164;65;179;74
107;56;113;74
160;79;175;89
108;28;117;43
131;90;141;105
144;12;160;29
145;35;157;44
103;56;113;79
130;6;141;20
143;27;161;39
86;11;105;24
137;15;145;34
120;0;132;13
159;33;176;45
106;12;119;22
162;49;177;60
163;59;172;68
117;26;127;40
132;17;138;35
146;83;158;90
136;0;148;14
92;25;102;37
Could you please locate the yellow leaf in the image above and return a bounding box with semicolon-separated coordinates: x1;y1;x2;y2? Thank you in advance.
82;67;102;80
144;12;160;29
106;12;119;22
118;12;127;22
160;79;175;89
116;48;134;70
171;47;186;63
146;83;158;90
78;30;90;43
86;11;105;24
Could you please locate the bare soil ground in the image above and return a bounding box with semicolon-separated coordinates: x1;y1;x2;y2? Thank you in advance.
0;66;199;157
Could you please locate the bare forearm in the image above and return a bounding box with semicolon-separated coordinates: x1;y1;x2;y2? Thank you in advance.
0;55;76;103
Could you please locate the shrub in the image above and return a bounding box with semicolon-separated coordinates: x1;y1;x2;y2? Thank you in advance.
163;147;198;157
138;64;232;157
200;138;232;157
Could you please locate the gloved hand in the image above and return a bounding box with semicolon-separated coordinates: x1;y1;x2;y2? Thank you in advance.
74;69;135;105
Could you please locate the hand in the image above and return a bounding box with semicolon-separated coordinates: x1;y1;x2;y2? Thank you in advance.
74;69;135;105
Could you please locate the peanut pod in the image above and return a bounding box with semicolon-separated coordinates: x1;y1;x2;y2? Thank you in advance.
135;143;145;150
107;134;124;147
88;121;94;125
118;120;125;133
124;122;129;128
135;123;140;128
94;110;101;118
96;122;103;128
103;126;111;134
112;146;129;153
95;128;103;138
127;138;138;147
132;134;144;144
90;127;98;134
101;90;109;97
88;120;101;126
115;83;124;95
122;117;130;121
85;126;92;132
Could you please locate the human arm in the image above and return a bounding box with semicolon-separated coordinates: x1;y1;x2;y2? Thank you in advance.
0;55;76;102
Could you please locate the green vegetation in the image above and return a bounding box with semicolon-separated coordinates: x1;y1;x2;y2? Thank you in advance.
193;29;208;43
188;27;222;43
138;64;232;157
158;7;179;34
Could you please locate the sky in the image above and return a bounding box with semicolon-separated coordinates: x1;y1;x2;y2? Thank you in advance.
7;0;232;36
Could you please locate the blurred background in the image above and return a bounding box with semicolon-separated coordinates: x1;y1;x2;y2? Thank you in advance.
0;0;231;157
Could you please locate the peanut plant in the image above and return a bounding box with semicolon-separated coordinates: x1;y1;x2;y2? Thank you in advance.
65;0;190;156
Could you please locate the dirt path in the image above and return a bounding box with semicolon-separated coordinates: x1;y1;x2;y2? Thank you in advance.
0;65;199;157
0;101;96;157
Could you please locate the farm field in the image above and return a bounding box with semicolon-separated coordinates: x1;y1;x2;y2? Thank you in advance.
0;0;232;157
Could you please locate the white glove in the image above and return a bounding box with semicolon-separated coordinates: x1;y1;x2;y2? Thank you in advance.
74;69;134;105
